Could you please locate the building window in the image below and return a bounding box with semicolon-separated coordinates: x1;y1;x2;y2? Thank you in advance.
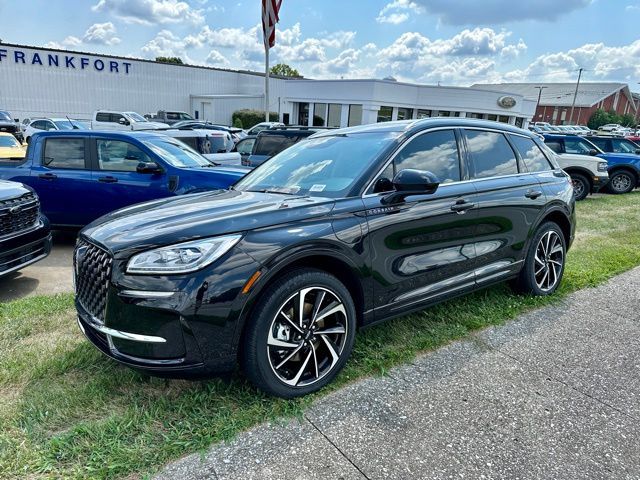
467;112;483;119
487;114;498;121
453;112;460;117
397;107;414;120
348;104;362;126
298;103;309;126
377;106;393;122
417;109;432;118
313;103;327;126
438;111;451;117
327;104;342;127
498;115;509;123
515;117;524;128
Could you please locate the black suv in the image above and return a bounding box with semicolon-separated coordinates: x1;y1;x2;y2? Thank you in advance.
75;119;575;398
0;111;24;144
244;126;332;167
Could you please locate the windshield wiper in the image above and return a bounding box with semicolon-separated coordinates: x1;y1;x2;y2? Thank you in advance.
244;188;302;195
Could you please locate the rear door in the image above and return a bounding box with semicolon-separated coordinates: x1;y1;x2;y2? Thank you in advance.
364;128;479;319
31;136;95;226
90;137;170;218
462;128;547;286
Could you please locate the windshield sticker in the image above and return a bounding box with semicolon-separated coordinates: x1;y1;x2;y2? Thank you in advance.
310;184;326;192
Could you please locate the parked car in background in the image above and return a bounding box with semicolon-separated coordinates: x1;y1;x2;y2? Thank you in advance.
234;135;256;164
0;180;51;278
0;133;27;159
599;123;622;133
162;128;241;166
245;121;285;136
74;118;575;398
544;134;640;194
24;118;84;143
245;126;329;168
584;135;640;155
91;111;169;131
171;121;247;143
0;131;247;226
0;110;24;143
145;110;194;125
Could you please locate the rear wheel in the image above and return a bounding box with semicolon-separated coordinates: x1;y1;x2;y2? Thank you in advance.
607;170;636;194
241;268;356;398
569;173;590;201
512;222;566;296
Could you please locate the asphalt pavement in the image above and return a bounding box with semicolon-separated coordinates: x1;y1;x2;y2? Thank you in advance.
155;267;640;480
0;230;75;302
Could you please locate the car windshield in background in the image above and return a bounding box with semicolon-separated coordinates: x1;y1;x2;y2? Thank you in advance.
235;132;399;198
126;112;148;122
53;120;82;130
0;111;12;122
0;136;20;147
143;138;212;168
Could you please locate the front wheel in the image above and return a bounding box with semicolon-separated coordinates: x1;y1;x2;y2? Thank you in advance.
241;268;356;398
512;222;566;296
569;173;590;201
607;170;636;194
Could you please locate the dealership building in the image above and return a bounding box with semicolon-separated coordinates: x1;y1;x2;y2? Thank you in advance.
0;43;537;128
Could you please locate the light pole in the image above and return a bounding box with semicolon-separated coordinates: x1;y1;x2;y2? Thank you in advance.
569;68;583;125
534;86;548;122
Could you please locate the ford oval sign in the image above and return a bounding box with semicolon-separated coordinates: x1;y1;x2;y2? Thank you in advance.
498;96;517;109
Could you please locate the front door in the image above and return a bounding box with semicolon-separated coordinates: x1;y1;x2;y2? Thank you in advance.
364;128;479;320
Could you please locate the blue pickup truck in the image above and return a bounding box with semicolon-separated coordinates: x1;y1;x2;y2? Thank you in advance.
543;134;640;194
0;131;248;226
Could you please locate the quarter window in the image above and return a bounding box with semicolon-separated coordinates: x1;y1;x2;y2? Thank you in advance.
394;130;461;184
509;135;553;172
465;130;518;179
43;139;86;169
97;140;150;172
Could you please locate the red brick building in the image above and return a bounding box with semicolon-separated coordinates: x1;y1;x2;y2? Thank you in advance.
472;82;638;126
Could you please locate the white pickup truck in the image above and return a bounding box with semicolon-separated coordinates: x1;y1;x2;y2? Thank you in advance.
91;110;169;131
162;128;241;166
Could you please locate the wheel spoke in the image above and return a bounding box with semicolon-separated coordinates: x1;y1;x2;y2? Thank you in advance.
275;343;304;369
311;343;319;379
320;334;340;367
284;349;313;386
534;253;545;266
267;332;299;349
279;310;303;334
310;290;326;325
549;244;563;255
314;326;346;335
538;269;548;289
548;259;563;267
544;232;552;257
297;288;312;328
535;264;546;276
313;302;346;325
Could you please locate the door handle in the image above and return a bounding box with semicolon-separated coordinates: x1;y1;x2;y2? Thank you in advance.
525;189;543;199
98;176;118;183
38;173;57;180
450;199;475;213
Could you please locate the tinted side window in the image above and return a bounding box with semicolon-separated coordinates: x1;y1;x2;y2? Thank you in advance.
96;113;110;122
545;141;563;154
611;139;637;154
97;140;150;172
587;138;607;151
253;135;297;156
43;139;86;169
465;130;518;178
564;138;594;154
509;135;553;172
394;129;461;183
236;138;256;155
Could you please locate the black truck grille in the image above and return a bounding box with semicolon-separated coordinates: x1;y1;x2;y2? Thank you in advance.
0;193;39;237
75;240;113;323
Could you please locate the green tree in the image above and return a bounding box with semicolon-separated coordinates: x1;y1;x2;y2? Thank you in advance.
155;56;184;65
270;63;301;77
620;113;636;127
233;117;244;129
587;108;612;130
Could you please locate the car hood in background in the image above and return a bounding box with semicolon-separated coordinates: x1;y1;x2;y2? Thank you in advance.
81;189;336;255
133;121;170;130
0;179;31;198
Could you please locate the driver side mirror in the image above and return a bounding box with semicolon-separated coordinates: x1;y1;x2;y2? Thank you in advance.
635;149;640;155
381;169;440;204
119;117;130;126
136;161;162;174
588;149;598;156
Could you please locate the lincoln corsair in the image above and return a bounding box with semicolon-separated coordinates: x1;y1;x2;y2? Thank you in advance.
75;119;575;398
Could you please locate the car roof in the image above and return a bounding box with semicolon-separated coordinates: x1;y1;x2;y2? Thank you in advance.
0;132;17;138
32;130;175;140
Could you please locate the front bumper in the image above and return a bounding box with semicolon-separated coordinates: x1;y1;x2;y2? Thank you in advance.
592;175;609;192
75;242;261;377
0;217;51;277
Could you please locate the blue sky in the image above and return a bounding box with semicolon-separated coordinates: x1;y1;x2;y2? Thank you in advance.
1;0;640;86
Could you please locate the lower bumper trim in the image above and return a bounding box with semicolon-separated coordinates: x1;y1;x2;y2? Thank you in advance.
79;316;167;343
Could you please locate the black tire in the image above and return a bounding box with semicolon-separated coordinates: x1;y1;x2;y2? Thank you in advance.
240;268;356;398
25;136;31;144
512;221;566;296
607;170;636;194
569;173;590;201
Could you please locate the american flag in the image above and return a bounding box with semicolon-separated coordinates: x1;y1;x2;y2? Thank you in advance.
262;0;282;49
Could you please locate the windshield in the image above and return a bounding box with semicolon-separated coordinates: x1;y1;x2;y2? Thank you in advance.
235;132;399;198
0;136;20;147
53;120;82;130
142;138;212;168
125;112;148;122
0;111;11;122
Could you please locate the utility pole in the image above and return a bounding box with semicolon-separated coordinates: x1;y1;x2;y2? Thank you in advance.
534;86;548;122
569;67;583;125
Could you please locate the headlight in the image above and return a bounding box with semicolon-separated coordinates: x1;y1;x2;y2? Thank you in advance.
126;235;241;274
598;161;608;172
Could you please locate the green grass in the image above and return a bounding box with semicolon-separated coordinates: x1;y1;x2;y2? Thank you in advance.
1;192;640;479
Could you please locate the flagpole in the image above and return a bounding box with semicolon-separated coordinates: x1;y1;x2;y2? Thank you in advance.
265;44;270;122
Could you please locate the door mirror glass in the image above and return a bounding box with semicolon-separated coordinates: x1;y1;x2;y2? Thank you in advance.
589;149;598;156
635;149;640;155
382;169;440;204
119;117;130;126
136;161;162;174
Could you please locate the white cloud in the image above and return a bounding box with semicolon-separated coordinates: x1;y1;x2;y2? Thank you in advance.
44;36;82;50
313;48;361;75
83;22;121;46
205;49;229;66
376;0;424;24
141;29;186;57
92;0;204;25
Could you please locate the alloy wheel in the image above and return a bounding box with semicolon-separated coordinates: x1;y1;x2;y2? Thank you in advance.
267;286;348;387
572;178;585;199
534;231;564;292
611;173;632;193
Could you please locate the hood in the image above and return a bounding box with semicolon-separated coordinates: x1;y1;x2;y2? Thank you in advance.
559;153;604;164
0;146;26;159
598;152;640;161
133;121;170;130
81;189;335;255
0;180;31;200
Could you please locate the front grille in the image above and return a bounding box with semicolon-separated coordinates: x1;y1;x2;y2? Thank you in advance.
75;239;113;323
0;193;39;237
